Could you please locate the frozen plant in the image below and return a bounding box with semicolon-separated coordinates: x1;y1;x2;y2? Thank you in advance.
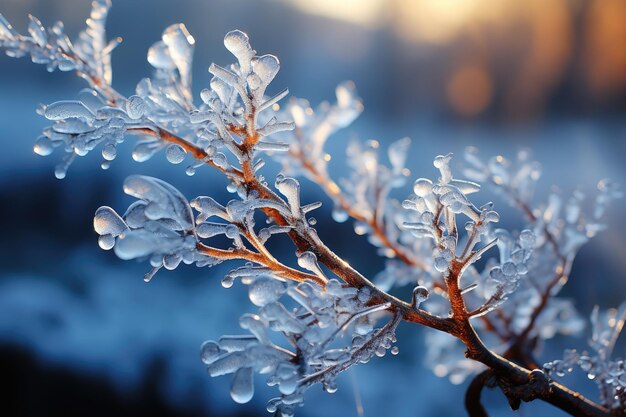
1;2;624;416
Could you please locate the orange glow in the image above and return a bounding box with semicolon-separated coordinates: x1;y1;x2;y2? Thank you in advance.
392;0;478;43
447;64;493;117
582;0;626;97
283;0;625;118
284;0;386;27
504;0;573;119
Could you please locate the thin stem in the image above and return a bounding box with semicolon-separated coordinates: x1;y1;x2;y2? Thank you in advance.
298;312;401;387
195;242;321;285
289;144;425;269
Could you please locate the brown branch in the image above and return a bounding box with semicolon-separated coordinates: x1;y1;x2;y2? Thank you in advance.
162;123;609;417
195;242;323;285
65;57;609;417
126;127;244;180
465;370;492;417
443;251;609;417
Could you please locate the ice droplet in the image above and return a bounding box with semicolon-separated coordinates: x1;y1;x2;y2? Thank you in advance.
147;40;174;69
33;136;54;156
412;286;429;308
483;211;500;223
434;154;453;183
331;207;349;223
102;143;117;161
434;256;448;272
45;101;94;120
114;232;155;260
223;30;253;66
162;23;194;86
58;59;75;71
248;275;285;307
52;118;94;134
210;77;230;103
502;262;517;276
200;87;212;104
54;165;67;179
166;144;187;164
132;141;161;162
163;253;182;270
222;275;235;288
324;381;338;394
251;54;280;85
230;367;254;404
275;176;300;214
266;398;281;413
391;346;400;355
413;178;433;197
94;206;128;237
98;234;115;250
208;352;247;377
519;229;535;249
126;95;145;119
297;251;323;277
200;340;221;365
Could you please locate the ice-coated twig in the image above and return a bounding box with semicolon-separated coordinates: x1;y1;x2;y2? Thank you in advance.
1;3;622;417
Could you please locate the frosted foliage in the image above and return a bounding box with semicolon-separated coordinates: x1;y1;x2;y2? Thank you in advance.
400;152;616;385
200;278;399;415
544;303;626;411
4;3;295;179
92;176;223;281
3;3;624;416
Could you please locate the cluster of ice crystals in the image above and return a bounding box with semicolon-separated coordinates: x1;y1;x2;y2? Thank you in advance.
402;154;495;272
1;1;115;80
464;149;620;322
418;150;619;384
462;147;542;206
341;137;412;225
200;278;398;415
0;1;129;177
544;302;626;411
473;228;535;313
92;172;312;287
92;176;220;281
274;81;363;179
5;0;296;180
266;83;417;262
399;154;543;382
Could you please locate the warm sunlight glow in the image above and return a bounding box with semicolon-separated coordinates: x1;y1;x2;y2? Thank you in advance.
447;64;493;116
392;0;478;43
284;0;387;27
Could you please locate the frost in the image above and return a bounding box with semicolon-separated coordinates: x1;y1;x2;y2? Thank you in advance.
544;303;626;411
2;5;623;417
44;100;95;120
200;278;397;415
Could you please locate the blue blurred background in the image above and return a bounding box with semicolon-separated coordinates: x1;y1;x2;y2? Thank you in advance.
0;1;625;416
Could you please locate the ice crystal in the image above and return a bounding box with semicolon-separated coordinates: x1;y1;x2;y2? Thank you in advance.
544;303;626;411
